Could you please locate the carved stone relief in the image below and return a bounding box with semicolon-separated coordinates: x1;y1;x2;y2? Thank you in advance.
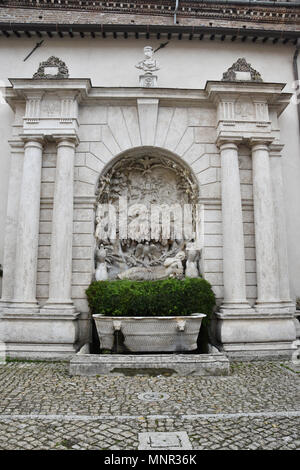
41;94;61;117
94;153;201;280
234;98;255;120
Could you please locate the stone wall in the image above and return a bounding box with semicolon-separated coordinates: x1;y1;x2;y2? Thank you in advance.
0;36;299;357
27;101;259;326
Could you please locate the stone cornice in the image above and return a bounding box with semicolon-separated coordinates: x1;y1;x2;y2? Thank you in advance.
5;78;91;108
5;80;291;116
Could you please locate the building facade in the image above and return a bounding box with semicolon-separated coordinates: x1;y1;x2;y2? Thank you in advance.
0;0;299;360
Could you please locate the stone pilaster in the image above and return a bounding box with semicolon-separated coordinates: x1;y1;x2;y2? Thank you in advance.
219;140;251;312
0;141;24;308
11;138;44;311
41;137;77;314
270;146;294;312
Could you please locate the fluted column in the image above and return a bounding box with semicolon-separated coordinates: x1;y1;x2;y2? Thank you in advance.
219;141;250;311
12;139;43;311
42;138;77;313
251;142;280;310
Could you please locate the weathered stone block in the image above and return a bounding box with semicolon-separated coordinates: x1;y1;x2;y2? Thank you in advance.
216;312;296;360
78;124;101;142
69;353;230;377
0;311;80;360
184;144;206;165
205;222;222;235
197;167;218;185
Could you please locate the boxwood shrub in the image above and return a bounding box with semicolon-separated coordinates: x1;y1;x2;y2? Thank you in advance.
86;278;215;325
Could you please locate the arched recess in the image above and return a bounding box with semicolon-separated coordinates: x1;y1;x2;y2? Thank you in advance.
93;146;203;281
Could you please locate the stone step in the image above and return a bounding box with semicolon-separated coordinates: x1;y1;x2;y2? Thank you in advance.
69;353;230;377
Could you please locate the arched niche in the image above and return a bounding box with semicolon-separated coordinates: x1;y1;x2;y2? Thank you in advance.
94;146;202;280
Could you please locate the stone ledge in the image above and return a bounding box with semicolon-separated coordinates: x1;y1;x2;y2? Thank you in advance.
69;353;230;377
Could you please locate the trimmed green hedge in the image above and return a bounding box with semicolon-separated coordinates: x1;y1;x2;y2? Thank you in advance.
86;278;215;324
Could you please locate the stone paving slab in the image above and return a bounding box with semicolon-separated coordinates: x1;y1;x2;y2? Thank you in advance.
0;415;299;450
0;361;298;416
0;360;298;450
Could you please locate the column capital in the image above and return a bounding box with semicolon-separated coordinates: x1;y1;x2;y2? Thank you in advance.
21;135;44;147
217;137;242;150
53;135;79;147
249;137;274;151
23;140;44;152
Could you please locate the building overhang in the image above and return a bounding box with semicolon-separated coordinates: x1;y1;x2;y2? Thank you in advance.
0;0;299;44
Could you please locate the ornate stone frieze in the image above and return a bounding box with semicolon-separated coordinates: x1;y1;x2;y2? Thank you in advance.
222;58;263;82
33;56;69;80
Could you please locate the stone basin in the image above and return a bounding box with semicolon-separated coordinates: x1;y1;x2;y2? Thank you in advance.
93;313;206;352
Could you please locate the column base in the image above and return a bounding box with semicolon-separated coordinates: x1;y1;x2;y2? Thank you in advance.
3;342;81;361
220;301;253;315
220;342;297;361
0;310;81;360
215;310;296;361
1;300;40;314
40;301;76;315
254;301;296;315
0;299;10;310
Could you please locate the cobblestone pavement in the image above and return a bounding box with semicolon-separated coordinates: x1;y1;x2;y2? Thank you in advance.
0;361;299;450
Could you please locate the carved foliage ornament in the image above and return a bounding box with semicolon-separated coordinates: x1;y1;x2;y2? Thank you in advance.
96;154;199;207
33;56;69;79
222;58;263;82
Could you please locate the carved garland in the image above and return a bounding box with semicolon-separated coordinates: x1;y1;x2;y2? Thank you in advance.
222;57;263;82
33;56;69;79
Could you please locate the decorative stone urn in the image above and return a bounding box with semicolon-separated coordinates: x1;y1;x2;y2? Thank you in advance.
93;313;206;352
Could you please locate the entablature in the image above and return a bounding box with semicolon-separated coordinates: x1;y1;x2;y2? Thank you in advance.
4;78;291;145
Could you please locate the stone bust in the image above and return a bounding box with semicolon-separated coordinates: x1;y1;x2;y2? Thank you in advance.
135;46;160;74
